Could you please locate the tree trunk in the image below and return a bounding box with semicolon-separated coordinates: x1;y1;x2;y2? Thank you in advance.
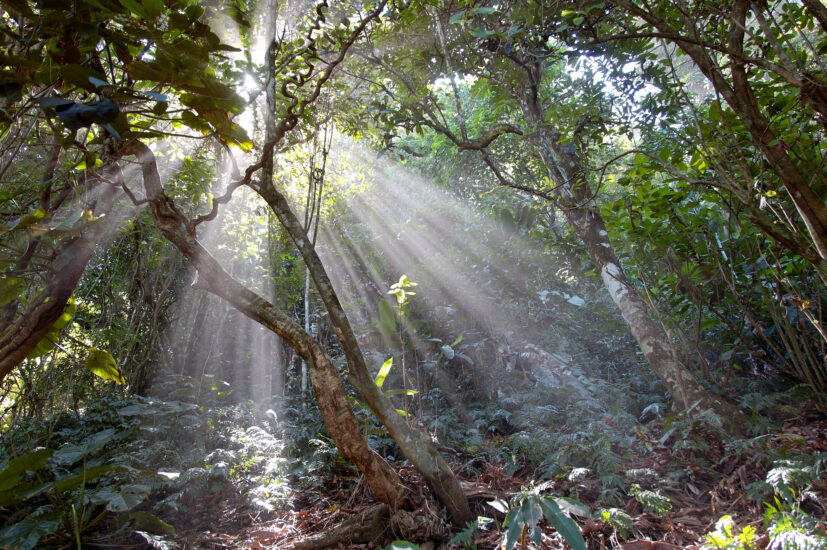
0;181;118;383
523;86;744;424
122;139;406;511
255;181;474;525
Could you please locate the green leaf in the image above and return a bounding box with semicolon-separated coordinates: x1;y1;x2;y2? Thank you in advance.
502;508;524;550
129;511;175;535
538;497;587;550
440;345;455;359
0;514;60;550
60;65;106;92
521;499;542;543
378;298;397;334
53;465;119;493
470;27;496;38
92;484;150;512
83;348;125;384
553;497;591;518
142;0;163;19
709;101;722;122
186;5;204;20
119;0;146;18
383;389;418;398
88;76;110;89
0;449;53;491
448;10;466;24
52;297;76;331
0;277;23;307
4;209;47;232
35;97;75;110
26;331;57;359
52;428;117;466
142;91;168;103
375;357;393;388
384;542;420;550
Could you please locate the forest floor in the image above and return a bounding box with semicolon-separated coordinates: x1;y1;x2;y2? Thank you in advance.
132;401;827;550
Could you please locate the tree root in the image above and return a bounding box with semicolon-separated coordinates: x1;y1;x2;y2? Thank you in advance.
291;504;389;550
290;503;451;550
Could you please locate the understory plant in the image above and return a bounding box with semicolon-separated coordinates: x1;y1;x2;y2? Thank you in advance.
0;380;290;549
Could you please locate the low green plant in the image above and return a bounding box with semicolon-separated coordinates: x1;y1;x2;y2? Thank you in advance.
629;483;672;515
0;436;161;549
0;383;291;549
500;485;587;550
703;515;757;550
598;507;634;540
765;494;827;550
383;542;421;550
759;453;827;550
450;516;493;549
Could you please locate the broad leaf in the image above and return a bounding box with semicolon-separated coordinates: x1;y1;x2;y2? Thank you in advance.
377;297;397;334
0;448;53;491
52;428;117;466
0;513;60;550
92;484;150;512
0;277;23;307
538;497;587;550
129;511;175;535
375;357;393;388
83;348;125;384
502;508;524;550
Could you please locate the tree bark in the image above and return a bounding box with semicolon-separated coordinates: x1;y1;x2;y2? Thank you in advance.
255;180;474;525
0;180;118;383
121;140;406;510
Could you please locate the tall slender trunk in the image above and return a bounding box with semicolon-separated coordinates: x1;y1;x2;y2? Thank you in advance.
302;267;311;400
255;181;474;525
123;140;406;511
523;88;744;423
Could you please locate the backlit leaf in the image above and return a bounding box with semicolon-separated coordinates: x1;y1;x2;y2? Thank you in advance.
0;277;23;307
83;348;125;384
142;0;163;19
375;357;393;388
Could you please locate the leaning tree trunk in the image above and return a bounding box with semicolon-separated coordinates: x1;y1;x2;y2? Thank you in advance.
255;180;474;525
523;88;744;424
0;180;118;383
122;140;405;510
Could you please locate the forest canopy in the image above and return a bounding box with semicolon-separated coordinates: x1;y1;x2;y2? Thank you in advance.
0;1;825;549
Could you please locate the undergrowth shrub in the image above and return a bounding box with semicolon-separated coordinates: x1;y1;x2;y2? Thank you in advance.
0;374;292;549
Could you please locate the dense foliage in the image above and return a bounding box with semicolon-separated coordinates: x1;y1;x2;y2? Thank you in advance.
0;0;825;548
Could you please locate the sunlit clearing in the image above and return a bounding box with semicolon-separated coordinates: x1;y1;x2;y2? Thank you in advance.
316;140;615;419
161;154;287;424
